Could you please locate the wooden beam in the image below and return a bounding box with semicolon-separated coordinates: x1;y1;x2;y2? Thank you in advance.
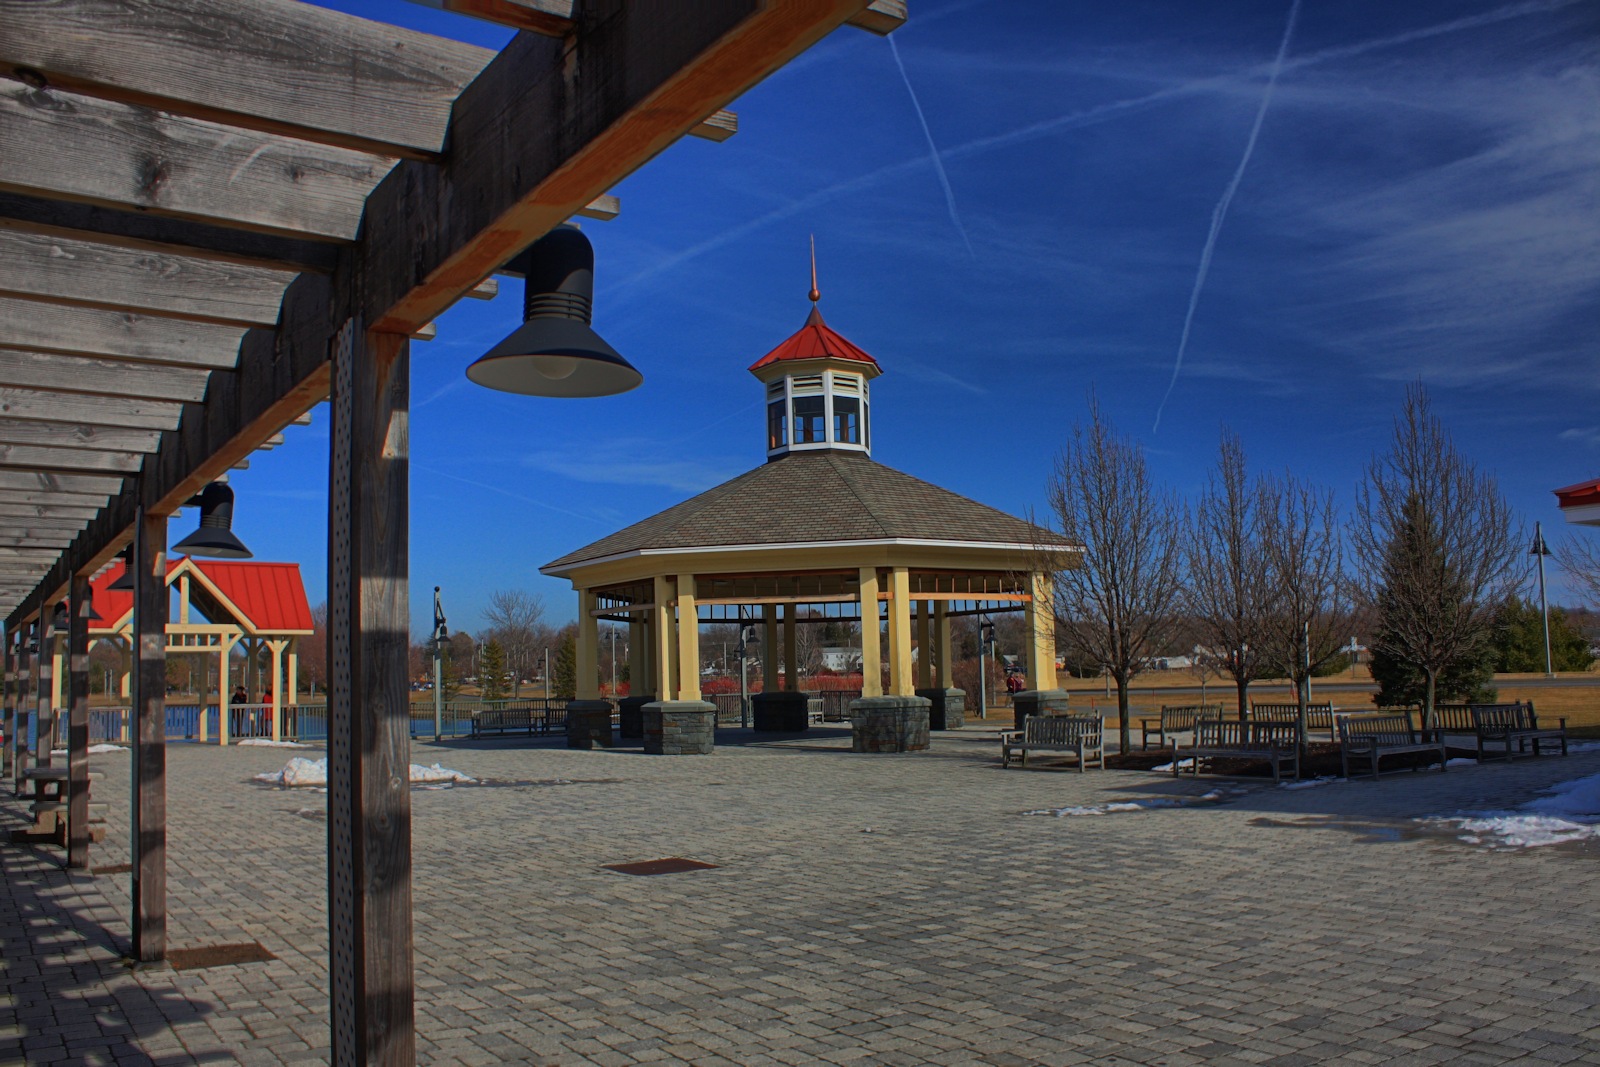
0;389;181;432
130;508;167;961
66;572;91;869
326;320;416;1061
574;195;621;222
0;297;246;368
689;109;739;142
0;228;296;327
0;472;123;496
362;0;874;334
0;446;143;475
412;323;437;342
847;0;907;35
413;0;573;36
0;0;492;158
0;488;111;508
466;278;499;301
0;513;93;531
0;194;341;274
0;348;212;404
0;529;76;547
0;420;162;455
0;83;398;241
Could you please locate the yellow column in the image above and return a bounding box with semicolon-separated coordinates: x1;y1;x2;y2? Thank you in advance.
916;601;931;689
887;567;913;697
627;618;645;697
652;576;674;699
1027;571;1058;690
858;568;882;698
268;639;286;741
52;644;64;717
576;588;600;700
178;574;191;623
762;607;778;693
287;644;299;704
213;638;231;744
935;603;953;689
782;607;797;692
676;573;701;702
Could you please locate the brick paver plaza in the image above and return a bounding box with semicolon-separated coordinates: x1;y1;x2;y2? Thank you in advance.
2;727;1598;1065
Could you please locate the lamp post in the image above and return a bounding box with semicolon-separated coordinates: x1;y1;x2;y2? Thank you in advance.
737;608;756;728
543;648;550;700
430;587;448;741
608;625;617;697
1531;521;1553;678
978;614;995;720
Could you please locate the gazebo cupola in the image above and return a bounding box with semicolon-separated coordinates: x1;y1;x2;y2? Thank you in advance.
749;278;882;461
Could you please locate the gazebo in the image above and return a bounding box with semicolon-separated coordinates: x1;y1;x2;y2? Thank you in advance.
84;557;314;743
543;287;1079;753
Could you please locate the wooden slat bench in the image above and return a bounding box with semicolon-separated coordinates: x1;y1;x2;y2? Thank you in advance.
1250;702;1337;741
1137;704;1219;751
1471;702;1567;761
1338;712;1446;780
1001;715;1104;772
469;707;547;738
1177;719;1300;782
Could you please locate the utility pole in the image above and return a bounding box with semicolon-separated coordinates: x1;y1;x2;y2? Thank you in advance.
431;586;448;741
1532;522;1553;677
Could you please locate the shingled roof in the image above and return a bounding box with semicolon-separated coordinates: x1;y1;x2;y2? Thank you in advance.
543;450;1070;574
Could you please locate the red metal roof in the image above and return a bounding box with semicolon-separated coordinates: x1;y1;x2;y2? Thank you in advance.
91;558;314;633
748;305;882;374
1554;478;1600;510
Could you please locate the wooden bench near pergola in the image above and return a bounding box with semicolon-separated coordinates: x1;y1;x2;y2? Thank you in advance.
542;284;1079;753
0;2;911;1061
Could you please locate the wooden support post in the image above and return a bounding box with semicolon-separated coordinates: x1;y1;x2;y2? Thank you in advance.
269;639;286;742
325;320;415;1065
1027;571;1057;691
858;569;882;699
762;607;778;693
13;626;31;794
916;600;931;689
676;574;701;703
782;606;797;692
287;642;299;704
51;641;65;728
67;573;92;870
651;576;674;699
1;631;13;778
627;619;646;697
887;568;913;698
131;508;168;963
935;603;953;689
576;589;599;700
35;607;56;767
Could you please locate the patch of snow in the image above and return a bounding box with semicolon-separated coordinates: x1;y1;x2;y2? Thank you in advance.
1279;776;1339;790
50;744;126;756
239;739;311;748
254;757;476;788
1152;758;1195;773
1425;770;1600;850
1446;758;1478;767
1024;787;1243;817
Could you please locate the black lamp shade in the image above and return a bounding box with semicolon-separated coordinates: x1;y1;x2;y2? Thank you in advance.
109;546;134;591
173;482;253;559
466;225;642;398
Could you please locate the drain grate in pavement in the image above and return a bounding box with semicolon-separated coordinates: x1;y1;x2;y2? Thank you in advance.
92;863;132;875
602;857;718;876
168;942;277;971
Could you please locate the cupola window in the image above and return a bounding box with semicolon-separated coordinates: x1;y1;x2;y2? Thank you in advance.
767;400;787;449
793;395;826;443
833;396;860;444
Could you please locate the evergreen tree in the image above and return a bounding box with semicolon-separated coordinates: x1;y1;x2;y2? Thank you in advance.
1369;641;1496;708
552;630;578;697
480;639;508;701
1490;599;1595;673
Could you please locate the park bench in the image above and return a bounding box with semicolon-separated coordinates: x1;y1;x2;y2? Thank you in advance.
1470;702;1567;761
1337;712;1446;780
1137;704;1218;750
469;707;547;738
10;766;107;846
1177;718;1300;782
1001;715;1104;772
1250;702;1337;741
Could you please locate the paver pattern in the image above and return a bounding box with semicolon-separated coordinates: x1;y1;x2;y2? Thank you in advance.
2;727;1599;1065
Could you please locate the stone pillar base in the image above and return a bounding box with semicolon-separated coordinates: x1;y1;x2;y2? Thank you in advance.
850;696;932;753
617;695;654;740
917;687;967;730
751;691;810;733
643;701;716;755
1012;689;1071;733
566;700;615;750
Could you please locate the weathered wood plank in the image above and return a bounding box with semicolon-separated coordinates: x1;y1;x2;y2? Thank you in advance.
0;297;246;368
130;507;167;961
0;446;143;475
413;0;573;35
0;488;111;508
363;0;873;333
0;227;296;326
0;83;397;241
0;193;341;274
0;348;211;403
0;419;163;454
0;0;492;157
848;0;907;35
689;109;739;142
0;529;76;547
0;471;122;496
0;509;93;527
575;195;621;222
0;389;181;432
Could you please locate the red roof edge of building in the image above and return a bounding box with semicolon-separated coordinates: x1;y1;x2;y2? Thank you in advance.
1554;478;1600;509
748;307;882;374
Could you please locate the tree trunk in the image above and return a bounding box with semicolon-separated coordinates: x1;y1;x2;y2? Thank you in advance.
1117;678;1132;757
1423;668;1437;736
1235;676;1249;721
1296;671;1310;758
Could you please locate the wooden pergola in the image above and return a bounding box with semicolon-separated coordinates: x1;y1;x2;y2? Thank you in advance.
0;1;905;1061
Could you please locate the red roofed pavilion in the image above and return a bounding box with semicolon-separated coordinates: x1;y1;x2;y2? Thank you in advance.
1554;478;1600;527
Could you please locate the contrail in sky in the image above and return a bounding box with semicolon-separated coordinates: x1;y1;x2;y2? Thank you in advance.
1152;0;1301;434
889;34;976;260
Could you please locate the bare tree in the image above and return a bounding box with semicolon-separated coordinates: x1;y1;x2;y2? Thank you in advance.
1184;430;1274;717
482;589;545;698
1351;386;1522;732
1556;536;1600;607
1260;471;1354;746
1045;397;1185;754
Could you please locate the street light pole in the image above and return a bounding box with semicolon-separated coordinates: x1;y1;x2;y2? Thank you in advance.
609;625;617;697
1532;521;1553;678
543;647;550;700
431;586;448;741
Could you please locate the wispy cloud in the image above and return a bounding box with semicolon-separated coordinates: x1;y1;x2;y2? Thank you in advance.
522;440;740;494
1560;428;1600;448
888;34;975;260
413;463;609;524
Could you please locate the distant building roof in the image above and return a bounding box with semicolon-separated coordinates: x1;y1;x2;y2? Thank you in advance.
543;450;1069;574
748;306;881;375
1555;477;1600;527
91;558;315;633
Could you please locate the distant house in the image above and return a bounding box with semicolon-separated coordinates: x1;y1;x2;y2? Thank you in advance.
821;647;861;673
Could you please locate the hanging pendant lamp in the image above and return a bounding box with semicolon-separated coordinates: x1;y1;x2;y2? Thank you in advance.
466;225;642;398
108;546;135;591
172;482;253;559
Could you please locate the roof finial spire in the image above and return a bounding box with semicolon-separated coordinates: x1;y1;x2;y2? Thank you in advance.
808;234;820;304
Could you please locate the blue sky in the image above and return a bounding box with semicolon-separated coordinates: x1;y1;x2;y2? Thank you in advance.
231;0;1600;636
